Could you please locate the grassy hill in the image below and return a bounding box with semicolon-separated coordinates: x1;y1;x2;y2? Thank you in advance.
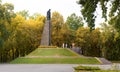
10;48;101;64
27;48;79;56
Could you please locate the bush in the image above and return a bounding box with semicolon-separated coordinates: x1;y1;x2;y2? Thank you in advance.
38;46;58;48
74;65;100;71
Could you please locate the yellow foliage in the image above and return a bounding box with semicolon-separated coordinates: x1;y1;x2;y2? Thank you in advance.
38;46;58;48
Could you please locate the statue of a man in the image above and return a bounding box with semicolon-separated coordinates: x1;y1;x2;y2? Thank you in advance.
47;9;51;20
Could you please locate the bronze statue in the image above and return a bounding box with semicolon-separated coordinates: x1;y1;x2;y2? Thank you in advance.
40;9;51;46
47;9;51;20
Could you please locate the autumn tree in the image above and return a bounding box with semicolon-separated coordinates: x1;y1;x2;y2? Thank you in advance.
76;27;101;57
0;1;16;62
77;0;120;60
100;22;120;60
60;23;75;47
0;0;45;62
51;11;64;46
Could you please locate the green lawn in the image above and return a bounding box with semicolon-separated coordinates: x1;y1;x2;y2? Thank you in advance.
74;65;120;72
75;70;120;72
94;70;120;72
10;48;101;64
10;57;100;64
27;48;79;56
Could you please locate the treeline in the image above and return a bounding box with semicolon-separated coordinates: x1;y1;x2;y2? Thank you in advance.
77;0;120;60
76;25;120;60
51;11;120;60
0;1;45;62
0;1;120;63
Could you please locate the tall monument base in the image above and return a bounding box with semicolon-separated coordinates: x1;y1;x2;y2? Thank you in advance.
40;20;51;46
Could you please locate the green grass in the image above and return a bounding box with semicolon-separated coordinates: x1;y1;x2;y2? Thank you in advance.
10;57;100;64
27;48;79;56
10;48;101;64
75;70;120;72
94;70;120;72
74;65;100;70
74;65;120;72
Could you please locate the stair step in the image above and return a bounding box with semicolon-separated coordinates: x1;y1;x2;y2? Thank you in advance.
99;58;112;64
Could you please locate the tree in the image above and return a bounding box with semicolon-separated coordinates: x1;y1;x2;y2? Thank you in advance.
66;13;83;31
0;1;15;62
51;11;64;46
76;27;90;48
60;23;75;47
16;10;29;19
0;2;15;48
77;0;99;30
76;27;101;57
77;0;120;60
0;3;45;62
29;13;41;20
100;22;120;60
77;0;120;31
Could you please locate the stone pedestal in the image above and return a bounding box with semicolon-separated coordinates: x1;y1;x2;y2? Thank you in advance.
40;20;51;46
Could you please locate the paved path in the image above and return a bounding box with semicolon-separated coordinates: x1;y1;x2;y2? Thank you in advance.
0;64;120;72
0;64;77;72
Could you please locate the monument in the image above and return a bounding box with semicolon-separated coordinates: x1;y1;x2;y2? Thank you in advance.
40;9;51;46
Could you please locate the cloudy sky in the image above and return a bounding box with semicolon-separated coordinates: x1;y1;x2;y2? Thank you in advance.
2;0;81;20
2;0;104;27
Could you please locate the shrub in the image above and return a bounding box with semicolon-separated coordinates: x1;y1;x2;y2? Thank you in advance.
74;65;100;71
38;46;58;48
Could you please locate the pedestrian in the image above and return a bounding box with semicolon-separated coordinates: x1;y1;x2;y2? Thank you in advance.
62;43;65;48
65;43;67;48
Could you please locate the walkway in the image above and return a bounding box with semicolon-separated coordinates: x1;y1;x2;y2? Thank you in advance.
0;64;120;72
0;64;77;72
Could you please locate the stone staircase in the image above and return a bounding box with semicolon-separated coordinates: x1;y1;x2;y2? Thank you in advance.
70;48;112;64
98;58;112;64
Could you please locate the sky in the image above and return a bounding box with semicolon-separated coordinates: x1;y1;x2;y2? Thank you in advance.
2;0;81;20
2;0;104;27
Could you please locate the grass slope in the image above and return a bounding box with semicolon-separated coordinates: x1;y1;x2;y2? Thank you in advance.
10;48;101;64
94;70;120;72
27;48;79;56
10;57;99;64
